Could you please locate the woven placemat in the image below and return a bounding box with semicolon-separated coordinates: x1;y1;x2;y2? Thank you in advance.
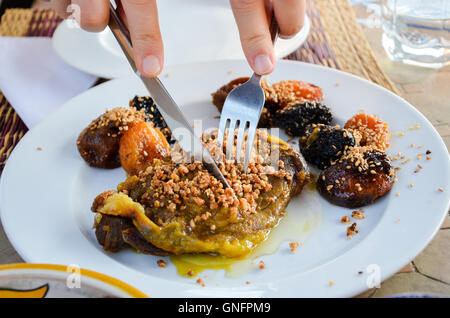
0;1;399;173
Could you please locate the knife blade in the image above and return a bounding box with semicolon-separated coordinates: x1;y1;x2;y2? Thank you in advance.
108;2;231;189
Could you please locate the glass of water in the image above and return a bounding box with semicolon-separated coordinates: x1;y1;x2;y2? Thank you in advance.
381;0;450;68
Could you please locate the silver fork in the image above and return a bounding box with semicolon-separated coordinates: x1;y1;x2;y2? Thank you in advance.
217;13;279;172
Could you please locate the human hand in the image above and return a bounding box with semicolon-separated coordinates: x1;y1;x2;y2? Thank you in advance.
230;0;306;75
49;0;164;77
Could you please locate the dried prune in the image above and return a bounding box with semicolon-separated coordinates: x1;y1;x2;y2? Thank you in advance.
299;124;355;169
273;101;332;137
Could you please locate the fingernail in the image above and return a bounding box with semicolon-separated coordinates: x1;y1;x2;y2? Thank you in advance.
253;54;273;75
142;55;161;76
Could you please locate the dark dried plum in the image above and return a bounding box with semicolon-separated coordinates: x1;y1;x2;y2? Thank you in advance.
273;101;332;137
299;124;355;169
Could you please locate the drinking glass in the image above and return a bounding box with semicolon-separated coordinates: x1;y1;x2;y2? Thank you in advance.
381;0;450;68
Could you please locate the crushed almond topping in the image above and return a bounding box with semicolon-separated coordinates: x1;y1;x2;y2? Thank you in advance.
438;188;444;192
289;242;300;253
36;147;42;151
157;259;166;268
135;129;293;219
88;107;146;135
187;270;195;277
259;260;265;269
351;211;365;219
340;216;351;224
196;278;206;287
347;222;359;239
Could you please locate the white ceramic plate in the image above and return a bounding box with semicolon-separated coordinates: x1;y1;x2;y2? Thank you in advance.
1;60;449;297
52;0;310;79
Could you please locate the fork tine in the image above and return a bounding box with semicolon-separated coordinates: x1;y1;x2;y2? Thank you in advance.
225;120;238;161
243;123;257;172
217;117;229;153
235;121;248;165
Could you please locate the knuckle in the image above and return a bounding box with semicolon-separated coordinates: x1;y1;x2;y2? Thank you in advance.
280;22;304;37
230;0;259;11
133;32;162;47
242;31;270;47
80;14;107;30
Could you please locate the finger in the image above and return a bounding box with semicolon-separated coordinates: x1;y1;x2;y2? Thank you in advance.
230;0;275;75
72;0;110;32
273;0;305;39
50;0;72;18
121;0;163;77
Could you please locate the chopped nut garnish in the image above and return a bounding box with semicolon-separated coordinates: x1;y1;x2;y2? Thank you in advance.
157;259;166;268
438;188;444;192
88;107;146;135
329;281;334;286
259;260;265;269
340;216;351;224
36;147;42;151
410;183;414;188
136;129;292;217
351;211;365;219
196;277;205;287
245;281;251;285
347;222;359;239
289;242;300;253
396;192;400;197
426;156;432;160
187;270;195;277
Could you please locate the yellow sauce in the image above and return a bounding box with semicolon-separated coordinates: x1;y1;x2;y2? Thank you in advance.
170;187;322;278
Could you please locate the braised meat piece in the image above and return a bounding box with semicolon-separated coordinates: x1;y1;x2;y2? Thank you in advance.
94;212;170;255
317;148;395;208
77;107;146;169
299;124;355;169
92;130;310;257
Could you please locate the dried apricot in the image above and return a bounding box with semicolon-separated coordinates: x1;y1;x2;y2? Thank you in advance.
344;113;390;150
272;80;323;108
119;122;171;175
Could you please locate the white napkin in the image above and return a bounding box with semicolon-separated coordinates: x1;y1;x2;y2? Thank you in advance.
0;37;98;128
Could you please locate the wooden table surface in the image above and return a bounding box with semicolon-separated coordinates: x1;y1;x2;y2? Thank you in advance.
0;1;449;297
